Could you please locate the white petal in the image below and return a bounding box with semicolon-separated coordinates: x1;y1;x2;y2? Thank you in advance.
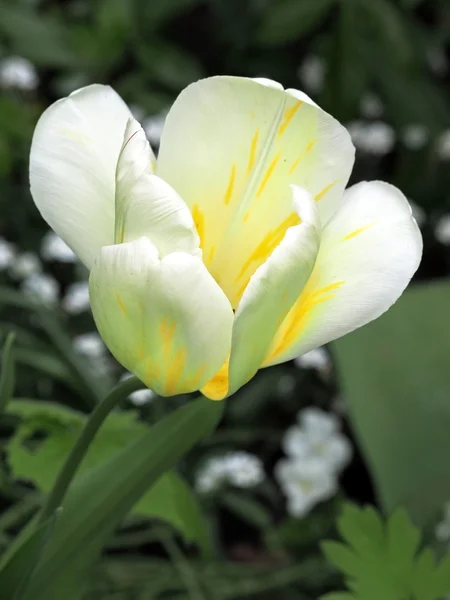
89;237;233;396
265;181;422;365
226;188;319;397
30;84;133;268
114;119;199;256
157;76;354;308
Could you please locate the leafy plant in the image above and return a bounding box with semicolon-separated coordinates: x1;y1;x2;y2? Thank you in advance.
322;504;450;600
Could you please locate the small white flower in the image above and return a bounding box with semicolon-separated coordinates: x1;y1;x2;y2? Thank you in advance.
294;347;329;371
0;238;16;270
275;458;337;517
142;111;167;147
120;372;156;405
62;281;90;314
437;130;450;161
10;252;42;279
22;273;59;305
224;451;265;488
401;125;429;151
299;406;340;437
0;56;38;90
73;332;106;357
346;121;395;156
436;502;450;542
297;55;324;94
435;214;450;245
195;456;230;493
360;93;383;119
41;231;77;262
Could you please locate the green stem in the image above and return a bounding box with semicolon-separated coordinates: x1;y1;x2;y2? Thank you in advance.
38;376;143;523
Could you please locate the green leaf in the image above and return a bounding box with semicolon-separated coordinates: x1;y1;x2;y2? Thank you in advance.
0;512;58;600
6;400;208;549
321;504;450;600
18;397;222;600
332;281;450;525
0;333;16;415
257;0;335;45
0;4;78;67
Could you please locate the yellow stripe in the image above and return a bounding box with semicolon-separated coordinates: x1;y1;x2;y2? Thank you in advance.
311;280;345;297
247;130;259;174
314;179;338;202
278;101;303;138
115;292;127;316
288;155;303;174
256;152;281;198
223;163;237;205
343;222;375;241
191;204;205;247
306;139;317;152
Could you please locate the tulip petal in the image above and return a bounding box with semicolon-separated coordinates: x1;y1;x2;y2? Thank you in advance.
30;85;141;268
264;181;422;365
115;119;200;256
203;188;319;400
157;76;354;307
89;237;233;396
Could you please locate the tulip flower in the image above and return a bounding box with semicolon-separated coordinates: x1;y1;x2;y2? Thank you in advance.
29;77;422;399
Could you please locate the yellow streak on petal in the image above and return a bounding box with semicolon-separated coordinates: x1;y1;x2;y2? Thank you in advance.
243;211;250;223
237;213;300;281
201;357;229;401
343;222;375;241
183;364;206;391
137;342;146;360
164;347;187;395
191;204;205;248
277;101;303;138
288;155;303;174
247;130;259;174
223;163;237;206
314;179;338;202
265;280;345;363
159;318;176;365
146;356;161;383
115;292;127;316
306;139;317;152
208;246;216;263
256;152;281;198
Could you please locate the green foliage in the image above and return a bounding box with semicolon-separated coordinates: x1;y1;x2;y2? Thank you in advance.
5;399;208;547
321;504;450;600
0;333;16;415
332;281;450;526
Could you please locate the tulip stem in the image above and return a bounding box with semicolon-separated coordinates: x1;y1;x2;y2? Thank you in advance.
38;376;143;523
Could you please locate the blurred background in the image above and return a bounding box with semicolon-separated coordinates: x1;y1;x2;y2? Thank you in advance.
0;0;450;598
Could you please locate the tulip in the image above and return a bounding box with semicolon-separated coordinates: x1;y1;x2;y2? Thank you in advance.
29;77;422;399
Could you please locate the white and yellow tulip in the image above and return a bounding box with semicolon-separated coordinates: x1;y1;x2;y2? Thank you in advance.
29;77;422;399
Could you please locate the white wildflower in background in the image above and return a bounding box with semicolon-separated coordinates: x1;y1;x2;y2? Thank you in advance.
22;272;59;305
435;502;450;543
277;373;296;397
346;121;395;156
0;56;38;91
275;458;337;518
0;238;15;270
142;111;167;147
294;347;330;371
62;281;90;314
41;231;77;262
435;214;450;245
401;124;429;151
195;456;230;493
436;130;450;161
10;252;42;279
120;372;156;406
225;452;265;488
283;407;352;472
196;451;264;493
73;332;106;357
297;55;324;94
276;407;352;518
360;93;383;119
